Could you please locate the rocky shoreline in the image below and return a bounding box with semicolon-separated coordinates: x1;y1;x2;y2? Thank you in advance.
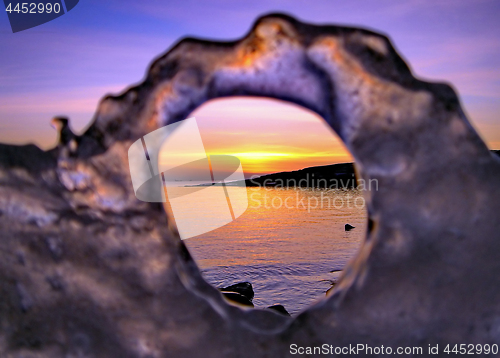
219;282;291;316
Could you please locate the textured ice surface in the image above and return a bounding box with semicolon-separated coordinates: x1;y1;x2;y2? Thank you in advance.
1;14;500;357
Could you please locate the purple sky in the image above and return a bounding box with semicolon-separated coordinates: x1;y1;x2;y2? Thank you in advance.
0;0;499;152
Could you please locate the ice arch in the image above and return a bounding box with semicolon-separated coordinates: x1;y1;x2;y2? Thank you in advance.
0;14;499;357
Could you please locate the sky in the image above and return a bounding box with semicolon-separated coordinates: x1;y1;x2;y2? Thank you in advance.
0;0;499;176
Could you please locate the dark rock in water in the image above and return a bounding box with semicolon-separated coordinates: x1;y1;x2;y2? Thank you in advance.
345;223;355;231
267;305;290;316
219;282;254;302
220;291;254;307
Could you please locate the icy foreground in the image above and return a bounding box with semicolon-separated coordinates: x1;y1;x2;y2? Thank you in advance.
1;14;499;357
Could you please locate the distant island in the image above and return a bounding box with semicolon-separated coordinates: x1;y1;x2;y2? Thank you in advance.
203;150;500;189
240;162;358;189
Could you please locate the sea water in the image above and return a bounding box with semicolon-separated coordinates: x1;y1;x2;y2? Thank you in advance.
185;187;367;315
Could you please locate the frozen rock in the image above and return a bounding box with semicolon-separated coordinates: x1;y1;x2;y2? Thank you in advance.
0;13;499;357
219;282;254;302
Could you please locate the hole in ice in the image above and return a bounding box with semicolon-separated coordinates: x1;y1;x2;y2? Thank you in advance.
164;96;369;316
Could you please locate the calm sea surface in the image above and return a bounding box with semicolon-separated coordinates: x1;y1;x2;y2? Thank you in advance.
185;187;367;315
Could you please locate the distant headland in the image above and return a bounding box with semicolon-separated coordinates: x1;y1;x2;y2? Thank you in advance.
197;150;500;189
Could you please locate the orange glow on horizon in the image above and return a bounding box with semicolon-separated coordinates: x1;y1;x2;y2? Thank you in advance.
190;97;353;176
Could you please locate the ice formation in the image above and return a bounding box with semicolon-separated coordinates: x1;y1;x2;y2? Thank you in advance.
0;14;499;357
